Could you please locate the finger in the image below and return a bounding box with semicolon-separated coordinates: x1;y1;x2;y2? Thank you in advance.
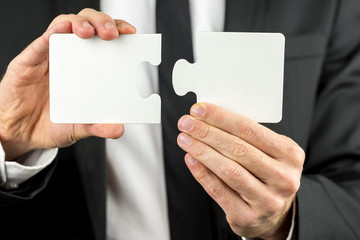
78;8;119;40
48;14;95;39
178;116;302;195
73;123;124;141
13;21;72;67
185;153;293;225
184;153;250;215
190;103;305;162
115;19;136;34
185;153;292;234
48;14;74;29
178;132;267;202
178;115;281;182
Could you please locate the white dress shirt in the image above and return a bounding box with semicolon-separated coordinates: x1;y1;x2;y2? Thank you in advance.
101;0;225;239
0;1;294;239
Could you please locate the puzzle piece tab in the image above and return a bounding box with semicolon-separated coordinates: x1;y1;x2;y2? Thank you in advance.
173;32;285;123
49;34;161;123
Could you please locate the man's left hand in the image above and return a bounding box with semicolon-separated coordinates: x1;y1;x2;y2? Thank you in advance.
177;103;305;240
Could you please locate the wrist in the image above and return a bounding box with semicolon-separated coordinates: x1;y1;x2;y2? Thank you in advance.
0;132;34;161
0;114;35;161
262;196;295;240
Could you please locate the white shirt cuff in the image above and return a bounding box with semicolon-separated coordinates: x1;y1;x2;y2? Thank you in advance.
0;141;57;190
241;200;296;240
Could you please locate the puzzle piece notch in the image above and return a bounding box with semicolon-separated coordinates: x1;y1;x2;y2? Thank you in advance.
50;33;161;123
173;32;285;123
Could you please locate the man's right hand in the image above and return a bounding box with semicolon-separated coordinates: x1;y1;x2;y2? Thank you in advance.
0;8;135;161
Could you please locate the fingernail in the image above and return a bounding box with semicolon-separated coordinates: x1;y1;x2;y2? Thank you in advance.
186;154;197;166
104;21;116;30
120;22;132;29
178;133;192;146
82;21;92;28
178;116;194;132
191;105;206;118
119;22;136;33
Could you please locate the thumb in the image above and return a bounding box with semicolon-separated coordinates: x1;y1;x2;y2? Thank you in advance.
72;124;125;141
14;21;72;67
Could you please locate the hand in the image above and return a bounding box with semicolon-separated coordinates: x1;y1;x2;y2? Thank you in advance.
0;8;136;161
177;103;305;240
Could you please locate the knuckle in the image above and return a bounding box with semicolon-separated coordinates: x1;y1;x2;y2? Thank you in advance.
238;121;259;139
192;144;206;158
226;215;237;227
226;214;242;229
213;111;227;126
276;169;300;196
197;125;210;140
6;61;18;77
277;134;290;152
264;195;284;214
50;14;74;28
230;140;248;158
78;8;95;15
240;212;257;227
294;147;306;165
54;13;74;22
208;182;225;199
285;175;301;194
221;162;243;179
55;14;67;20
195;167;209;182
285;141;306;165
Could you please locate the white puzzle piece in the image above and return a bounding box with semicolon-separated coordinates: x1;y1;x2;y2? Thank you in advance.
49;33;161;123
173;32;285;123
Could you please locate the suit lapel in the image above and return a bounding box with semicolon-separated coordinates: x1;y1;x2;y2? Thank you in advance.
225;0;267;32
75;137;106;240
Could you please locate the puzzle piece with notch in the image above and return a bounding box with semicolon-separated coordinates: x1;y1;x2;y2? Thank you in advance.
49;33;161;123
173;32;285;123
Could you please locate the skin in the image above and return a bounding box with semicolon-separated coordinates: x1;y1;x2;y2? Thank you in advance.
0;9;135;161
0;7;305;240
177;103;305;239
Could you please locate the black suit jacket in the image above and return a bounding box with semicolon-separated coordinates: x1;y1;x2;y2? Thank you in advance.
1;0;360;240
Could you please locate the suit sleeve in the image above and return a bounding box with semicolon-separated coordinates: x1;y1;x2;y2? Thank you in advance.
297;1;360;239
0;156;57;207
